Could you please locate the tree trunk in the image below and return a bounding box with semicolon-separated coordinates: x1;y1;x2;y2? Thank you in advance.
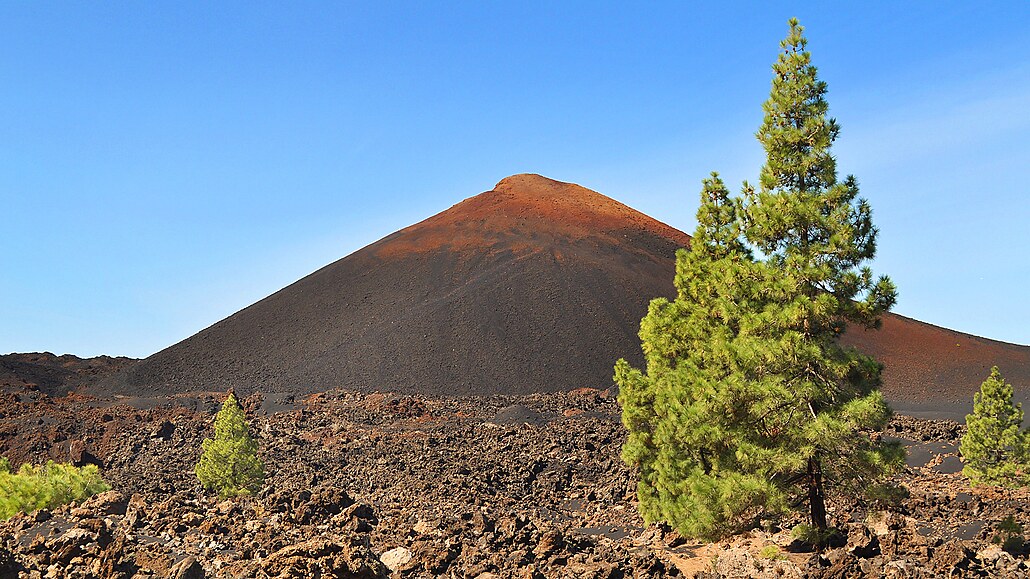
808;457;827;530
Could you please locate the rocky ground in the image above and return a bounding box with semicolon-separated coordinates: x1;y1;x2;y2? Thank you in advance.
2;387;1029;578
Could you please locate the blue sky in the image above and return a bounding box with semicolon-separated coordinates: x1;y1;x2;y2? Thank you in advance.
2;2;1028;357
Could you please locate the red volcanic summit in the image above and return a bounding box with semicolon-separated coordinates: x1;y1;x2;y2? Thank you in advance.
375;173;690;258
105;173;1030;417
110;174;690;397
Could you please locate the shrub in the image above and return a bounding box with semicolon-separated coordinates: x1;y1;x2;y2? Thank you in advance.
0;459;110;519
195;392;264;498
791;524;844;549
759;544;785;560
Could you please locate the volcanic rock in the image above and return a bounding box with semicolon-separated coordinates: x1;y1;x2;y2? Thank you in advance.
4;387;1030;577
167;556;205;579
80;490;128;516
380;546;414;572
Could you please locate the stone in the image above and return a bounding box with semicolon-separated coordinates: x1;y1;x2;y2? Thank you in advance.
152;420;175;440
68;440;103;468
261;538;387;578
168;556;206;579
0;545;19;576
845;523;880;558
867;511;903;537
534;529;564;558
80;490;127;516
380;546;414;572
413;519;438;536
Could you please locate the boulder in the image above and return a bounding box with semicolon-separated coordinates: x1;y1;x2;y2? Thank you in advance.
80;490;128;516
168;556;206;579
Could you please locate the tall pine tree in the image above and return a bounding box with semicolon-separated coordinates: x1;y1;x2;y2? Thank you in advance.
617;18;904;539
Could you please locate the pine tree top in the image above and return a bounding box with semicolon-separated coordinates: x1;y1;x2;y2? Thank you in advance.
970;366;1022;424
214;392;252;441
758;17;839;195
743;18;897;330
691;172;750;260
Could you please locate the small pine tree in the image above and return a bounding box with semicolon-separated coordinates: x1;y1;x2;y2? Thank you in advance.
195;392;265;498
0;460;110;519
961;367;1029;487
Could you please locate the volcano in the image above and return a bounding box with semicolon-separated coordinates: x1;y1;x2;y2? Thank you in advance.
109;174;690;398
105;174;1029;415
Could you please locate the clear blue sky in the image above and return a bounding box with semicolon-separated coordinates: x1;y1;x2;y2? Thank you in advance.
2;2;1028;357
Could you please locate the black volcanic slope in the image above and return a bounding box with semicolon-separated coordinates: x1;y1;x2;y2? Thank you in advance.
108;174;691;397
104;174;1030;414
1;352;136;397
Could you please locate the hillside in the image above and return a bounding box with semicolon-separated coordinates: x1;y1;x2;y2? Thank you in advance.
843;314;1030;419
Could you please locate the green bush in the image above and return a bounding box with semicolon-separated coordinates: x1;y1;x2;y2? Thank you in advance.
0;459;110;519
195;392;264;498
791;524;843;549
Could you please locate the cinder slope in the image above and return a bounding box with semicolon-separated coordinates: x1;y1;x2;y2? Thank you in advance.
842;314;1030;419
109;174;690;397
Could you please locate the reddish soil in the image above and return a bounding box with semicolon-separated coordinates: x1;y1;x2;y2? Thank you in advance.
375;173;690;258
92;173;1028;419
842;313;1030;419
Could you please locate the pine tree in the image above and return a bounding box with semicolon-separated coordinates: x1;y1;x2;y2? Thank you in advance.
195;392;265;498
617;18;904;539
618;174;783;538
739;15;902;533
961;367;1029;487
0;460;109;519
